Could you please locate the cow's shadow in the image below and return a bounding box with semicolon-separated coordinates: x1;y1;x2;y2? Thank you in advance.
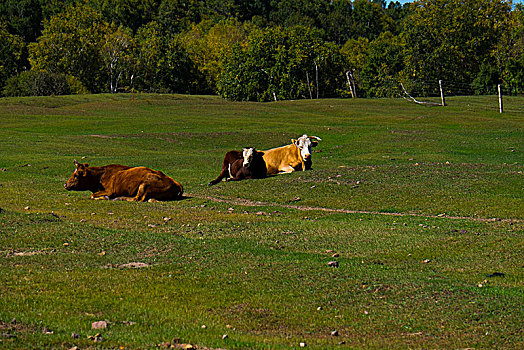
110;194;192;202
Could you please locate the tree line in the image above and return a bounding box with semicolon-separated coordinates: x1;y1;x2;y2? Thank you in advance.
1;0;523;101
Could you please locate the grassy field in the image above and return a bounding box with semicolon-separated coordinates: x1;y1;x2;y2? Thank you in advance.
0;94;522;349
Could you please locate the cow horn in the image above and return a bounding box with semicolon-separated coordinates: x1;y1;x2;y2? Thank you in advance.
73;159;79;166
309;135;322;141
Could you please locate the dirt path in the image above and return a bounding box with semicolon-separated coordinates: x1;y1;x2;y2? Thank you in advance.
188;193;522;224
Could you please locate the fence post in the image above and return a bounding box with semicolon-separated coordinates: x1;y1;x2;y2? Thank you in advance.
345;71;356;98
439;80;446;106
314;61;319;99
498;84;503;113
306;72;313;99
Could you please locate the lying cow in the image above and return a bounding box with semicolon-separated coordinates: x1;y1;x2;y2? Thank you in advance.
262;134;321;175
208;147;267;186
64;161;183;201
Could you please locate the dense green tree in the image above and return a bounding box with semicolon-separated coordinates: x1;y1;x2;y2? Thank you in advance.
131;21;164;91
0;22;26;93
352;0;394;40
0;0;42;42
341;37;370;97
472;62;501;94
319;0;354;45
161;34;208;93
360;31;404;97
216;29;278;101
179;18;254;91
217;25;345;101
269;0;329;28
129;21;204;93
102;23;134;93
495;3;524;93
2;70;71;97
233;0;272;23
156;0;198;34
385;1;412;34
28;3;107;93
40;0;77;19
0;0;522;98
402;0;512;95
88;0;162;33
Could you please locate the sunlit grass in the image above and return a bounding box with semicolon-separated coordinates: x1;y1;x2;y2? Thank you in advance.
0;94;522;349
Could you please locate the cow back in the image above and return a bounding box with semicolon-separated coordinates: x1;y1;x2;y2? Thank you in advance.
262;144;302;175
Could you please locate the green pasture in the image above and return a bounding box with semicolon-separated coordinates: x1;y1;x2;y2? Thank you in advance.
0;94;522;349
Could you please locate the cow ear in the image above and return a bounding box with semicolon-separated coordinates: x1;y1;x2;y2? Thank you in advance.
74;159;80;167
310;135;321;147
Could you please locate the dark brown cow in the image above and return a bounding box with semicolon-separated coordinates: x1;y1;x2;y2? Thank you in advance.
208;147;267;186
64;161;183;201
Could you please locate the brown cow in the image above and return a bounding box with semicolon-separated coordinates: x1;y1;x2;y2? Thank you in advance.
64;161;183;201
208;147;267;186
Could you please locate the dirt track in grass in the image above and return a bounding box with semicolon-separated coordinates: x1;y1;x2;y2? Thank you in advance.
190;193;522;223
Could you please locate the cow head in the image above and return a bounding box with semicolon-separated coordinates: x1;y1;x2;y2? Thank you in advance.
242;147;256;167
293;134;322;161
64;160;92;191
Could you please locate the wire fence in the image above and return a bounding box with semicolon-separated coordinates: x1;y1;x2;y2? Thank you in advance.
398;79;524;114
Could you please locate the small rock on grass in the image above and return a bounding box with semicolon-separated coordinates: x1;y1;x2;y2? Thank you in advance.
328;261;339;268
87;333;103;342
486;272;505;278
91;320;108;329
163;344;194;350
119;262;149;269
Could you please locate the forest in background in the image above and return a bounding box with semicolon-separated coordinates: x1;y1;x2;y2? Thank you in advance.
1;0;523;101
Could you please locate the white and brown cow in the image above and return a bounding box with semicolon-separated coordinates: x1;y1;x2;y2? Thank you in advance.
262;134;321;175
208;147;267;186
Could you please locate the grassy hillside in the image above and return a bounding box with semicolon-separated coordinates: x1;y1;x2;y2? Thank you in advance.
0;94;522;349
